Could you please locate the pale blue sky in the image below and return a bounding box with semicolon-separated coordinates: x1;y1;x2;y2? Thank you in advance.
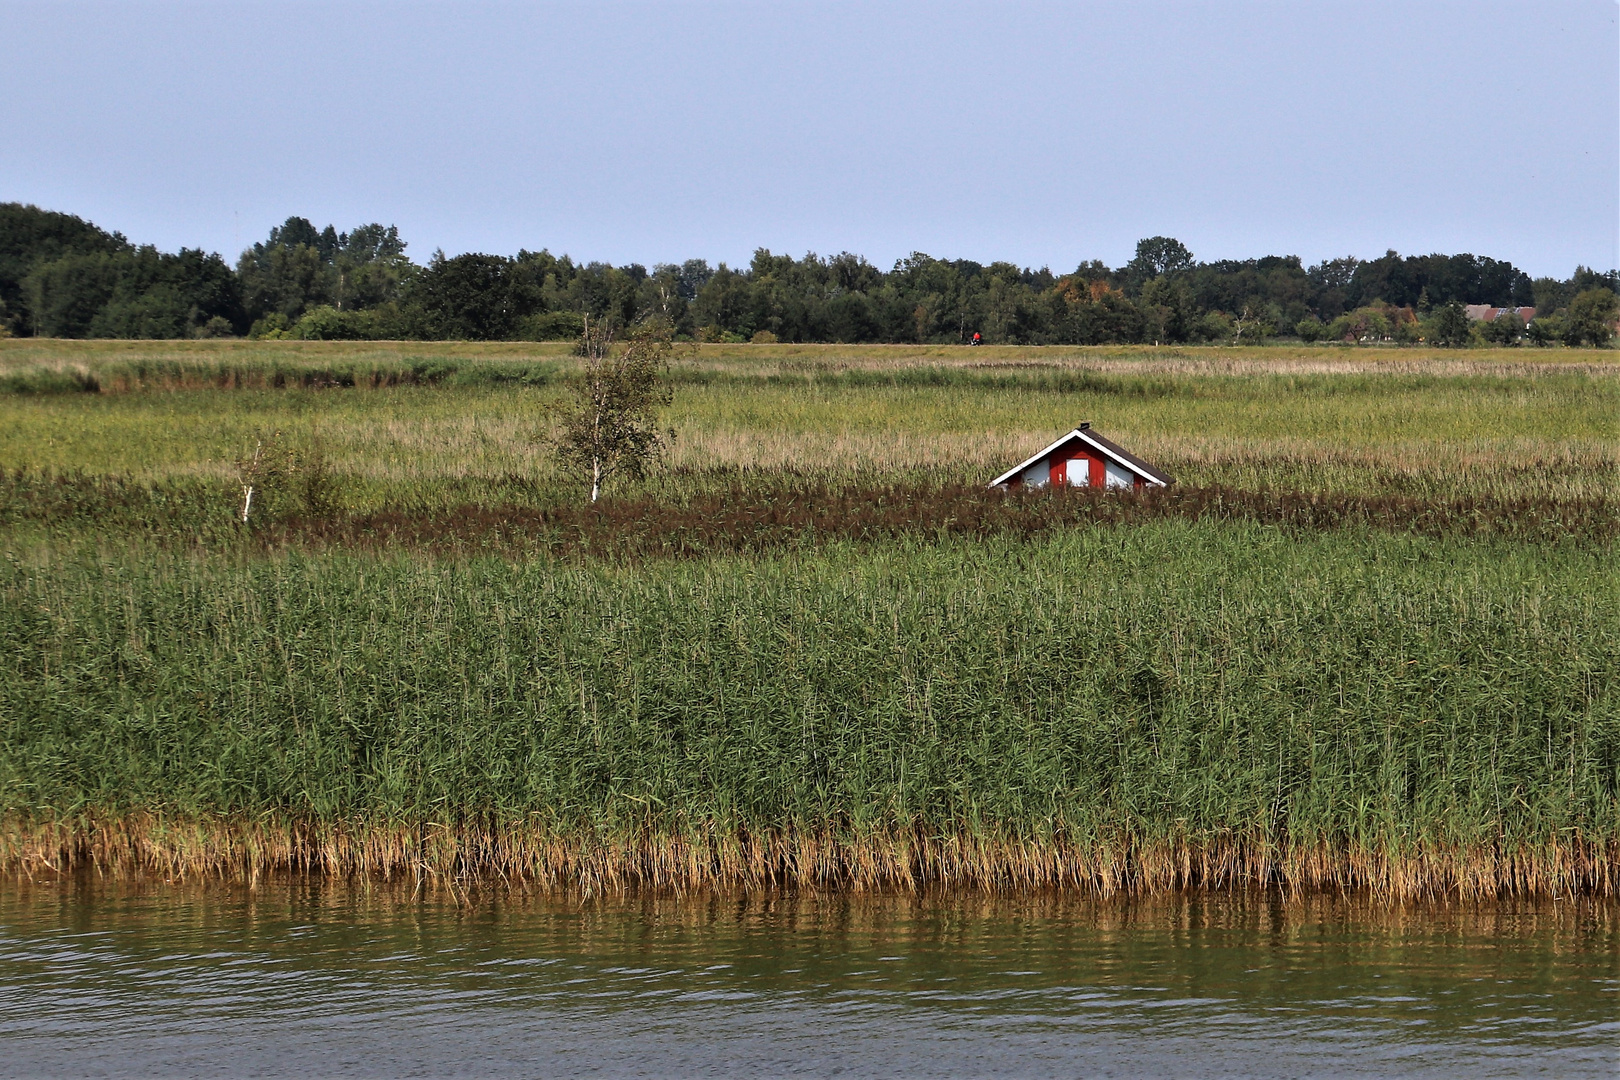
2;1;1615;276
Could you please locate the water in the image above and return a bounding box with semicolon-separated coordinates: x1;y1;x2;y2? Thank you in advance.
1;876;1614;1078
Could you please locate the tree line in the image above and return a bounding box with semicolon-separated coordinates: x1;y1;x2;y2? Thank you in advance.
2;202;1616;346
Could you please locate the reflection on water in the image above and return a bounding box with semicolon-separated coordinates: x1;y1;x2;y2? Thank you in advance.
0;876;1615;1078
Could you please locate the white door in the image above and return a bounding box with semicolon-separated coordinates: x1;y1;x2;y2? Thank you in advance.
1066;457;1091;486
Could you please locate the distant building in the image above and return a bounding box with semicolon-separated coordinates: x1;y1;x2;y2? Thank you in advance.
1464;305;1536;323
990;424;1173;491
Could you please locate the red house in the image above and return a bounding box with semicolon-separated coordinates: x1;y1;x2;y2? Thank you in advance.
990;424;1173;491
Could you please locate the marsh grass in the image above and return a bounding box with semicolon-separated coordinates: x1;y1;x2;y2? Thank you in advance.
1;342;1614;504
269;483;1619;556
5;470;1614;557
2;341;1615;896
4;337;1614;378
10;816;1617;899
2;525;1615;896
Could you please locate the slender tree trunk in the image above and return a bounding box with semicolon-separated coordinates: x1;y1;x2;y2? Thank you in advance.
240;441;263;523
589;393;604;502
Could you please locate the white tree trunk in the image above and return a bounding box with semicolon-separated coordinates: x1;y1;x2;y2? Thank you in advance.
589;391;605;502
240;440;263;523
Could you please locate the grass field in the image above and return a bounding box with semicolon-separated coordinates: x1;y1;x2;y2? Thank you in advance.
2;339;1616;504
1;340;1616;895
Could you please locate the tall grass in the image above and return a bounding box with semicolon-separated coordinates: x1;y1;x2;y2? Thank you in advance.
4;337;1613;382
1;362;1614;503
3;523;1615;895
6;471;1613;555
256;482;1620;553
3;340;1614;895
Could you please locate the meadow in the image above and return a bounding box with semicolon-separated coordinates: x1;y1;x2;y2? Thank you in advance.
2;339;1616;503
1;340;1616;896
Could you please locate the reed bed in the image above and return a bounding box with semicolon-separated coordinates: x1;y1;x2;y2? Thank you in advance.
8;816;1618;899
5;472;1615;552
2;358;1613;502
4;337;1613;386
267;483;1620;553
4;339;1614;407
2;525;1615;896
0;355;567;396
3;340;1615;897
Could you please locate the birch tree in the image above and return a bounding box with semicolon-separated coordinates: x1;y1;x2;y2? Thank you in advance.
233;431;338;524
553;317;674;502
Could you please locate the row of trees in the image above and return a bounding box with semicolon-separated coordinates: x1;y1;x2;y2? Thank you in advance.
0;204;240;338
1290;288;1620;349
2;202;1616;346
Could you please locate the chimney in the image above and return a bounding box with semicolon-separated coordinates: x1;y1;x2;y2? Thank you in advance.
1079;422;1090;430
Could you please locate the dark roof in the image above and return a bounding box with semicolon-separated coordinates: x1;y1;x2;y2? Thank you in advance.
1077;428;1175;485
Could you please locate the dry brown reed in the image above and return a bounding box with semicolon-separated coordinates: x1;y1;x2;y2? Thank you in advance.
7;815;1614;899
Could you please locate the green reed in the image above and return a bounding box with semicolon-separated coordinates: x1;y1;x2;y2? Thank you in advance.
3;522;1614;892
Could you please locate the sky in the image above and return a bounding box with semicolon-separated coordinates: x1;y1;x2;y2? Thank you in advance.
2;1;1616;278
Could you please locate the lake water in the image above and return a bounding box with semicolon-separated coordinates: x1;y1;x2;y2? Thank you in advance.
1;875;1614;1078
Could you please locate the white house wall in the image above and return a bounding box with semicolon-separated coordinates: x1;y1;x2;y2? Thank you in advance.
1104;460;1133;489
1021;460;1049;488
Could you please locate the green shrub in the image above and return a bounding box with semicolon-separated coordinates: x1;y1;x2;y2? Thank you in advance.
516;311;585;341
292;305;386;341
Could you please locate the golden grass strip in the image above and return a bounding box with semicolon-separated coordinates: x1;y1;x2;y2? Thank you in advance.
6;815;1615;899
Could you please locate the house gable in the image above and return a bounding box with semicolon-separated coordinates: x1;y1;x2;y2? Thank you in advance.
990;426;1172;491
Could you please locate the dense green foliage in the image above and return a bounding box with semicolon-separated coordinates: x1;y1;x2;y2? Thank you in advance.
0;204;125;322
0;205;243;339
3;203;1615;346
236;219;411;331
2;528;1614;884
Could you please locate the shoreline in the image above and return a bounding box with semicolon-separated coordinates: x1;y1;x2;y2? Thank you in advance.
8;817;1616;898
